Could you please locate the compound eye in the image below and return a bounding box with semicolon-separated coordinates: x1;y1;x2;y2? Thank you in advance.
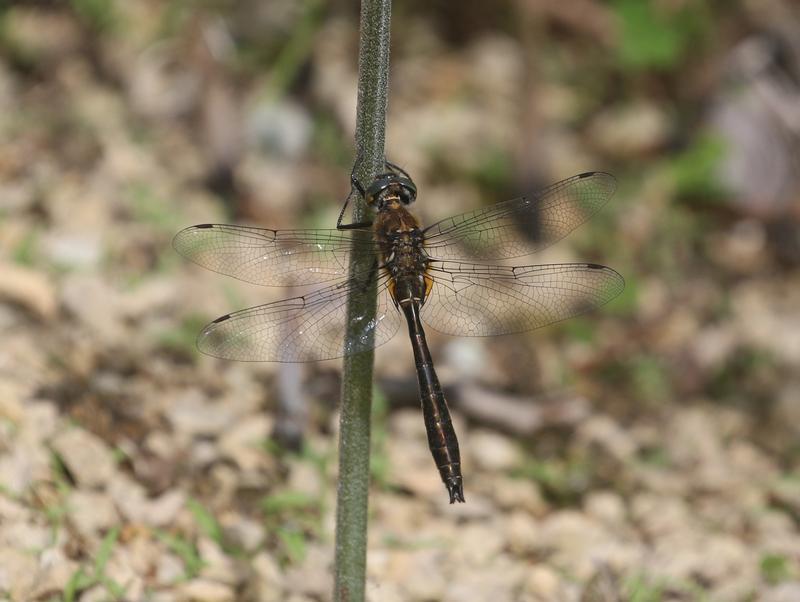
401;189;416;205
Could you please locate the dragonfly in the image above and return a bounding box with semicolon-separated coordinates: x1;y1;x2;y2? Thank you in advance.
173;165;624;503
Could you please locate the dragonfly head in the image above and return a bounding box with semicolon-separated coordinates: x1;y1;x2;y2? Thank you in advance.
365;173;417;209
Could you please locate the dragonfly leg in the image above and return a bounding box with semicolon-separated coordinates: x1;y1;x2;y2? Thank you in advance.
336;163;373;230
384;159;412;181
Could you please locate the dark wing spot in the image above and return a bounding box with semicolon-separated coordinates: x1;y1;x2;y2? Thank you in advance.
196;224;215;229
212;314;231;323
586;263;605;270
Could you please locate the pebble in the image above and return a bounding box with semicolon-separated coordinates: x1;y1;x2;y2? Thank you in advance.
176;579;236;602
251;551;283;587
525;565;562;599
50;427;116;488
577;415;637;463
468;430;521;472
0;262;57;320
765;583;800;602
503;510;539;554
218;415;271;472
536;511;610;579
365;581;405;602
60;274;124;342
79;585;110;602
399;549;448;601
246;99;313;160
69;490;119;536
198;537;241;586
20;400;59;443
584;490;626;526
166;389;239;437
283;545;331;599
489;476;548;515
0;383;25;423
0;548;38;600
0;442;49;495
156;553;185;587
0;521;50;551
221;514;265;553
32;547;80;599
588;101;669;157
42;232;102;269
108;475;185;527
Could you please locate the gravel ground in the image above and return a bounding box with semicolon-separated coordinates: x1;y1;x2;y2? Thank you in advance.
1;3;800;601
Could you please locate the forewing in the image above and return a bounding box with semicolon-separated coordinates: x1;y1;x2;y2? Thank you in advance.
421;261;624;336
197;274;401;362
423;172;616;261
173;224;378;286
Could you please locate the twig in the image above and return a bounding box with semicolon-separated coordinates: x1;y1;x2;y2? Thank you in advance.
333;1;392;600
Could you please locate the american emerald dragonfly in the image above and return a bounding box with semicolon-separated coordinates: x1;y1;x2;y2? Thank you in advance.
174;166;624;503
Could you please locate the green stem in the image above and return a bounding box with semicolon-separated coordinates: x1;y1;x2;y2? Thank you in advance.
333;1;392;601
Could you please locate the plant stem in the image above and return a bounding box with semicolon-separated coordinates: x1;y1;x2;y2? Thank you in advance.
333;1;392;601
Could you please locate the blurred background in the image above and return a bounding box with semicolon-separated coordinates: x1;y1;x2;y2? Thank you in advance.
1;1;799;600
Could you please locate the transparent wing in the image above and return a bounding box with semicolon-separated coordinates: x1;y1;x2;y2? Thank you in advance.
423;172;616;262
421;261;624;336
197;272;402;362
173;224;379;286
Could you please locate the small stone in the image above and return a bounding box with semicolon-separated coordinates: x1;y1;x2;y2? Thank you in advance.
31;547;80;599
631;494;691;538
0;442;50;495
42;233;102;269
0;262;57;320
442;557;525;602
399;550;448;601
365;581;404;602
102;546;145;601
584;491;626;526
0;548;38;600
109;475;185;527
20;400;59;443
50;427;116;488
451;522;505;566
218;416;271;472
60;274;124;343
79;585;109;602
1;521;50;551
490;477;548;515
764;583;800;602
0;382;25;423
283;545;331;599
536;511;610;579
503;510;539;554
0;496;31;522
156;553;185;587
286;458;323;498
198;538;240;586
387;434;442;499
468;430;521;472
69;490;119;536
589;101;669;157
251;551;283;587
221;514;265;552
176;579;235;602
525;565;562;599
246;99;312;160
166;389;238;437
577;415;636;463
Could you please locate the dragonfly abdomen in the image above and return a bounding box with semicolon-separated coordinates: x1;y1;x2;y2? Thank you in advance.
400;301;465;503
